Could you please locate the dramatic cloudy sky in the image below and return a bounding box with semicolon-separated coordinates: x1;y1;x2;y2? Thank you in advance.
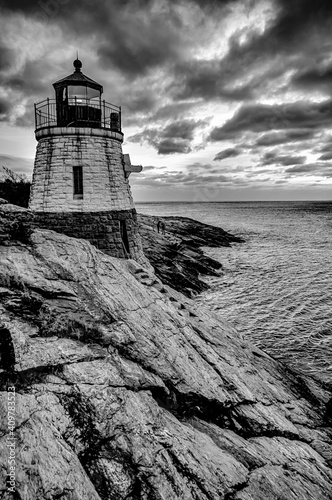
0;0;332;201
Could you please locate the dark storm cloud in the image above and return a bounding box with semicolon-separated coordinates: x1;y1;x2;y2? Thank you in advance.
187;0;237;9
2;0;332;93
152;102;199;122
97;23;181;78
2;59;52;95
131;168;236;189
169;0;332;104
1;0;332;196
209;100;332;141
279;156;307;166
0;0;233;15
285;162;332;176
131;160;244;190
317;152;332;161
0;57;58;126
255;129;315;147
0;0;258;109
0;0;187;83
93;0;248;83
121;94;156;114
209;0;332;107
66;1;187;78
213;148;241;161
265;0;330;56
262;152;307;166
0;0;153;15
245;168;272;176
273;0;332;42
0;97;11;120
292;66;332;93
157;139;192;155
124;101;200;128
92;0;332;87
171;59;253;102
314;136;332;154
128;119;207;155
161;120;206;141
275;180;288;184
0;0;40;12
1;0;219;129
0;44;14;72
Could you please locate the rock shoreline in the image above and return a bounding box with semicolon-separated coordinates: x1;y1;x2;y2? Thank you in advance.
0;204;244;297
0;206;332;499
138;213;244;297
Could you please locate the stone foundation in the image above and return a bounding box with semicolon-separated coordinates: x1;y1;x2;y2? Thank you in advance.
34;209;145;261
0;206;149;267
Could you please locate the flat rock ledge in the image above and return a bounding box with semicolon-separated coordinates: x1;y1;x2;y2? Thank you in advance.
138;214;244;297
0;224;332;500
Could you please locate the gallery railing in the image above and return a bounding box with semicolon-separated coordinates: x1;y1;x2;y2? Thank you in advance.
34;98;122;132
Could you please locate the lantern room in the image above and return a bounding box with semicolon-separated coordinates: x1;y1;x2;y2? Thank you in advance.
53;58;102;128
34;59;121;131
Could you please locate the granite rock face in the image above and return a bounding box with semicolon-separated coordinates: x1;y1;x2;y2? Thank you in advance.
0;228;332;499
138;214;244;297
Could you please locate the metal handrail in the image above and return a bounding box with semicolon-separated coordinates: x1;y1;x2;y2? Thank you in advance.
34;97;122;132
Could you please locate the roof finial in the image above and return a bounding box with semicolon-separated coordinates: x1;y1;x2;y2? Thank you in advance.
73;53;82;73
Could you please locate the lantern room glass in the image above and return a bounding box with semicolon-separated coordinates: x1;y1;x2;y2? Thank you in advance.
67;85;101;103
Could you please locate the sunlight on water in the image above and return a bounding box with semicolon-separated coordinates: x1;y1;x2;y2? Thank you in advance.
137;201;332;385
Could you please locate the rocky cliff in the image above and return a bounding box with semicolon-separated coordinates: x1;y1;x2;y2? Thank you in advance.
0;211;332;499
138;214;243;297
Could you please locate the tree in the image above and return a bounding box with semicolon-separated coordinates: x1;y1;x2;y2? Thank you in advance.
0;166;31;207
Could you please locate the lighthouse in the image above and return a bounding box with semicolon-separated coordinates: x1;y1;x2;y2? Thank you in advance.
29;59;146;263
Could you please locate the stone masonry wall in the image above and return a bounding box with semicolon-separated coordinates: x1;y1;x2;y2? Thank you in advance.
29;131;134;212
0;207;149;267
34;210;146;263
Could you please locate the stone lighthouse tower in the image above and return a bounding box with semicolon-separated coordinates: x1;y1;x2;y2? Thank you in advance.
29;59;146;263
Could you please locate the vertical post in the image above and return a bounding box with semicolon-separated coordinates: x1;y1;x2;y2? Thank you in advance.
34;103;37;129
103;100;106;128
119;106;121;132
47;98;50;126
75;96;77;126
99;93;102;127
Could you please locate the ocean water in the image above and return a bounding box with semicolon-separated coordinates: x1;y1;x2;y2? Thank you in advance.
137;201;332;385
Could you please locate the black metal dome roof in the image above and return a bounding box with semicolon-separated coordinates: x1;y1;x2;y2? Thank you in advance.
53;59;103;93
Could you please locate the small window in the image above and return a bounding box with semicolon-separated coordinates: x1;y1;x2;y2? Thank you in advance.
73;166;83;199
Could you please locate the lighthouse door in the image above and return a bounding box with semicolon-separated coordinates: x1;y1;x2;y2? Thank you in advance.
119;220;130;256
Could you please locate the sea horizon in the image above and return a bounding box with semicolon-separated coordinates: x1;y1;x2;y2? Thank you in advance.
136;199;332;204
137;200;332;386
